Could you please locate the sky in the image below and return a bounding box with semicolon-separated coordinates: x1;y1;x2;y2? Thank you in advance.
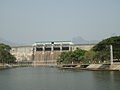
0;0;120;44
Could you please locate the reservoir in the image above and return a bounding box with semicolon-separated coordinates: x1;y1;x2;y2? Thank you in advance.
0;67;120;90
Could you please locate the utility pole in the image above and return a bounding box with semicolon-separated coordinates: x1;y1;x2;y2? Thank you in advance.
110;45;113;65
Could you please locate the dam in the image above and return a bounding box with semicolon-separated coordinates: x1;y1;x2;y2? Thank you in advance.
11;41;95;65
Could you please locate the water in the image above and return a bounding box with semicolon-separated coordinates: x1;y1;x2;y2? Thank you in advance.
0;67;120;90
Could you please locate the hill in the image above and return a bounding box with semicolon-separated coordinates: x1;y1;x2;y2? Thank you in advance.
72;36;99;44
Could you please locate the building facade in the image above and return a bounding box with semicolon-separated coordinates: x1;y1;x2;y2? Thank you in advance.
11;41;95;65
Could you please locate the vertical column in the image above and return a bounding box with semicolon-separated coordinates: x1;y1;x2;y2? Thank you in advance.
69;46;71;51
32;46;35;61
60;45;62;52
110;45;113;65
42;46;45;54
51;45;53;54
42;46;45;64
32;46;36;66
51;45;54;63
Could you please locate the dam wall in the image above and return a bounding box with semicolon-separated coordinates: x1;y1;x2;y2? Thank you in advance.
11;46;33;62
11;43;95;65
34;51;61;65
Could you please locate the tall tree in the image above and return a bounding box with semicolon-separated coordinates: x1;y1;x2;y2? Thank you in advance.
0;43;16;63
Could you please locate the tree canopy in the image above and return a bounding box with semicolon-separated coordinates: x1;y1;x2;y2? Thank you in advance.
57;48;87;64
0;43;16;63
92;36;120;61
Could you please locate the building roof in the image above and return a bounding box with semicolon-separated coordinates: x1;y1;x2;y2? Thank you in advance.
35;41;72;43
33;41;73;46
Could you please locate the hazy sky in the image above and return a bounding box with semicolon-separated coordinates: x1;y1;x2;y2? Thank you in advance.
0;0;120;44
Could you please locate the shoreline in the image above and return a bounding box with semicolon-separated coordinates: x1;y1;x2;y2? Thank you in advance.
57;64;120;71
0;64;120;71
58;66;120;71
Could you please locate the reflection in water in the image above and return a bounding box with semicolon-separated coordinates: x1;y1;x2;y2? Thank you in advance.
92;71;120;90
0;67;120;90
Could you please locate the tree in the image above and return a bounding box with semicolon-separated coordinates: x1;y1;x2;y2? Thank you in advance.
73;48;86;62
92;36;120;61
0;43;16;64
57;51;73;64
57;48;87;64
84;50;96;63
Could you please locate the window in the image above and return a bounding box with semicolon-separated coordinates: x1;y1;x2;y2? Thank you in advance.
36;48;43;51
62;47;69;50
45;47;51;51
54;47;60;50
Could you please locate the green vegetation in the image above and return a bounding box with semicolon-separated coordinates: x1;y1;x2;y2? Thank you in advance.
0;43;16;64
92;36;120;61
57;48;87;64
84;50;96;63
58;36;120;64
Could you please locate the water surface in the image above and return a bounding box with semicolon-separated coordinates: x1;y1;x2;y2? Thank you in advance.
0;67;120;90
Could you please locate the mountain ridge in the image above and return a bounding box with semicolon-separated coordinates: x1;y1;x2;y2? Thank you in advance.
72;36;99;44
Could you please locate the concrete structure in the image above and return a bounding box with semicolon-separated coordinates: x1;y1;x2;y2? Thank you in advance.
11;46;33;62
11;41;95;65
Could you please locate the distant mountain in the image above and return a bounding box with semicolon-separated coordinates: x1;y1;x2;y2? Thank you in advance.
0;37;24;46
72;36;99;44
